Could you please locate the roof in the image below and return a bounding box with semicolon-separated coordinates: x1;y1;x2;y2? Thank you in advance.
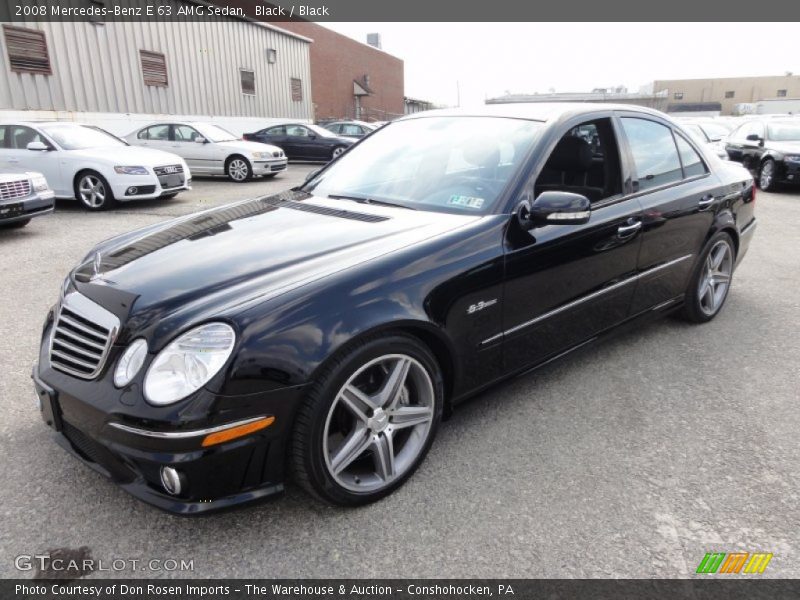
399;102;668;123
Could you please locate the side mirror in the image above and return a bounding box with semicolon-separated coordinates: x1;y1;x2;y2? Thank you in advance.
194;136;207;144
517;191;591;230
745;134;764;145
27;141;49;151
308;134;317;140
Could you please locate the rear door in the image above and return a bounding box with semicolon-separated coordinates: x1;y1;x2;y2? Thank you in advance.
616;114;722;314
501;114;644;373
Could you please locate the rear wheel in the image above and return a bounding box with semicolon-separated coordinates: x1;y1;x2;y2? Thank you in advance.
758;159;777;192
75;171;116;211
680;232;735;323
226;156;252;182
291;334;443;505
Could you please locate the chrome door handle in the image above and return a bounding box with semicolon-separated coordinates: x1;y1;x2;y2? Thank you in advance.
617;220;642;237
698;194;714;208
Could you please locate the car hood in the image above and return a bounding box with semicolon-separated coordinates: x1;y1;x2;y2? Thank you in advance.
767;141;800;154
74;190;478;341
216;140;283;154
66;146;186;167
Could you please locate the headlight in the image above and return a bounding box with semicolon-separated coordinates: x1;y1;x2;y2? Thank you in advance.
785;155;800;163
143;323;235;406
251;152;269;159
114;339;148;387
31;175;49;191
114;166;149;175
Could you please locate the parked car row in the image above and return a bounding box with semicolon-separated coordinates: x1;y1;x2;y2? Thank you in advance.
724;118;800;192
243;123;355;161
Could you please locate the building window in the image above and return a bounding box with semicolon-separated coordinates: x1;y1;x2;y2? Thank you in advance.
240;69;256;95
291;78;303;102
673;92;684;100
266;48;277;64
724;91;735;99
777;89;788;97
2;25;51;75
140;50;168;87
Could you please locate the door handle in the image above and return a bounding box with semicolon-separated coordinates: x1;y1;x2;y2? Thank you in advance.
698;194;715;208
617;219;642;237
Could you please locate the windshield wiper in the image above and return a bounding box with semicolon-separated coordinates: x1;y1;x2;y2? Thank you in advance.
326;194;416;210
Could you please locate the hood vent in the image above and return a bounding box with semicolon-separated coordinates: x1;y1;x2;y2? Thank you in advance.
265;198;389;223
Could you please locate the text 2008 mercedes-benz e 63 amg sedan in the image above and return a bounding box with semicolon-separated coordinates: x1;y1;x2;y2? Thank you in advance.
33;104;756;513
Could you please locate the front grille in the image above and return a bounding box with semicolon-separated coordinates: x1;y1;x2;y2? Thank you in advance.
272;150;283;158
0;178;31;200
49;292;119;380
153;164;184;176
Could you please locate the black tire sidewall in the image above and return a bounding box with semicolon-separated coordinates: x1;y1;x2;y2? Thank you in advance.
682;231;735;323
75;171;115;211
758;159;775;191
297;334;444;505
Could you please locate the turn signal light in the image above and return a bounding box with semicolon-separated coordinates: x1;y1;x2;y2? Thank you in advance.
201;416;275;447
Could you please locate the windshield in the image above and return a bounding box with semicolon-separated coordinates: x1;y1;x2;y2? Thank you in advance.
699;122;730;141
767;122;800;142
41;124;126;150
192;123;238;142
305;116;543;214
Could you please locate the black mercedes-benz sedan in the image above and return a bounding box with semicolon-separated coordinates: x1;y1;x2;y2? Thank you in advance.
33;104;756;513
243;122;355;161
725;118;800;191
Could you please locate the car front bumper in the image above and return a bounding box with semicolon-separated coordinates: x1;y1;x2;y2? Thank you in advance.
781;160;800;184
0;190;55;223
253;158;288;176
110;174;191;201
32;353;307;515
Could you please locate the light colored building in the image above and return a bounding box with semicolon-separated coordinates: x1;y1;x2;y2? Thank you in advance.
485;90;669;111
0;3;313;136
654;74;800;116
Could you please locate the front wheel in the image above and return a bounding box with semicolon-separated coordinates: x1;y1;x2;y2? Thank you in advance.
226;156;252;182
75;171;116;211
331;146;346;160
758;159;777;192
680;232;735;323
291;334;443;505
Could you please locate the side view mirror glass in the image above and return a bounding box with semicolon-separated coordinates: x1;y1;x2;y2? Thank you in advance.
517;191;591;230
745;134;762;142
27;141;49;151
194;136;207;144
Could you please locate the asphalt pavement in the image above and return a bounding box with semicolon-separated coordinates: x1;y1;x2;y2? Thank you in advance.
1;168;798;578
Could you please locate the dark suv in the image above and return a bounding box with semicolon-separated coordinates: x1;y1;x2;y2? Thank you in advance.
725;118;800;191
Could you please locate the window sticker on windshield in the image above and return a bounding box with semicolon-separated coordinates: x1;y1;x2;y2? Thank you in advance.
448;195;485;209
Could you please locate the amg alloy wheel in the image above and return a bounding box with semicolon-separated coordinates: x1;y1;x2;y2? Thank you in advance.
758;159;776;192
331;146;346;159
292;335;443;505
681;232;735;323
76;172;115;210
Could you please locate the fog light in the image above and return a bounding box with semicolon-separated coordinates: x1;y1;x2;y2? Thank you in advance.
160;466;185;496
126;186;138;195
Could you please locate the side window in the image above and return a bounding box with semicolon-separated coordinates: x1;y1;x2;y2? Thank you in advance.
674;134;708;178
174;125;200;142
621;118;682;192
341;124;361;136
264;126;285;136
8;126;44;149
286;125;309;137
143;125;169;141
0;126;6;148
534;117;622;203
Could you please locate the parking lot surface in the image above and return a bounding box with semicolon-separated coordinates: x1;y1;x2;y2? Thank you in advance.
1;169;798;578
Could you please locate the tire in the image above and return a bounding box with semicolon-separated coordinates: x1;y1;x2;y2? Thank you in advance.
758;159;777;192
75;171;116;211
1;218;30;229
226;155;252;182
680;231;735;323
331;146;346;160
291;333;444;506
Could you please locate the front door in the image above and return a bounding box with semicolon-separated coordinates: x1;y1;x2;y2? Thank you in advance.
501;116;643;374
172;124;216;174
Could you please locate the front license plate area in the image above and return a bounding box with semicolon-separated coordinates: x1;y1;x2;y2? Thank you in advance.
0;202;25;218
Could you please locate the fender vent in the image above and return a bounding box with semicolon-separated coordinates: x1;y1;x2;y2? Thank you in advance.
264;198;389;223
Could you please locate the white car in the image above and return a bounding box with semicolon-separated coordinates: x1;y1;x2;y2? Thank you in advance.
124;122;287;182
0;122;191;211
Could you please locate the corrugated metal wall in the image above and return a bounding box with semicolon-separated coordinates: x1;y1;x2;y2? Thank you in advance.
0;6;313;120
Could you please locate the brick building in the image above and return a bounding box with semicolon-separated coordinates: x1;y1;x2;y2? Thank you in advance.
276;22;404;122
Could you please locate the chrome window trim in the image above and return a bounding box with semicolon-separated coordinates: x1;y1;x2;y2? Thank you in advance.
481;254;693;346
108;415;269;439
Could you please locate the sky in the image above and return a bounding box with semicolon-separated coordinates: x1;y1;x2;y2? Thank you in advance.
325;23;800;107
